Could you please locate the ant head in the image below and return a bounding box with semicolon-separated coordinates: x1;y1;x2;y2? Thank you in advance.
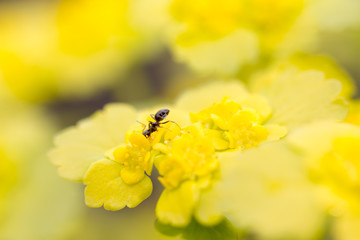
155;109;170;121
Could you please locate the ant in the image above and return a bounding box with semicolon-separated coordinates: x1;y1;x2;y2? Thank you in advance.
138;109;179;138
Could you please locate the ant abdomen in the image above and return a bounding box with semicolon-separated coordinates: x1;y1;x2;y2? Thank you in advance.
154;109;169;122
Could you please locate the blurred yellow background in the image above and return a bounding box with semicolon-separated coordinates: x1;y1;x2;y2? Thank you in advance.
0;0;360;239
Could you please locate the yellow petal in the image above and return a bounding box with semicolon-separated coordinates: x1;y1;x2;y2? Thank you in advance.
84;159;152;211
156;181;199;227
176;81;248;113
172;29;258;75
265;124;288;141
288;122;360;212
204;143;324;239
182;123;204;137
163;122;183;141
195;187;224;226
284;54;355;99
238;94;272;120
58;0;130;56
252;125;269;142
49;103;137;182
232;109;261;124
120;167;145;185
127;131;150;148
153;143;169;153
250;68;348;129
113;146;127;163
144;152;153;176
288;122;360;160
103;104;138;144
205;129;229;151
211;114;229;130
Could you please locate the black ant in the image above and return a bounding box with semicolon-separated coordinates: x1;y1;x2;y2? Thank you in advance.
138;109;179;138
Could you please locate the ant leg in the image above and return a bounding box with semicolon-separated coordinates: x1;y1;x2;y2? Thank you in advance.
158;126;173;133
161;120;181;130
150;114;156;121
136;120;147;132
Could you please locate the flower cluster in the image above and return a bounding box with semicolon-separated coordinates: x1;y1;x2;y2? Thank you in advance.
50;66;349;238
190;96;270;150
1;0;359;239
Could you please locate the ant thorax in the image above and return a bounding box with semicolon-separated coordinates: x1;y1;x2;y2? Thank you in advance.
138;109;180;138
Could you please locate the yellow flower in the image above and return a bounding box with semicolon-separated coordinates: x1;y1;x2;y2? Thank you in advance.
166;0;304;74
50;67;348;234
113;131;153;185
50;103;190;210
177;68;347;151
0;0;161;102
163;0;360;75
288;122;360;240
84;159;153;211
57;0;132;56
155;124;218;226
155;68;346;232
322;136;360;208
289;122;360;215
171;0;303;47
194;143;324;239
156;65;348;227
155;124;217;189
190;96;269;150
82;130;158;211
269;54;356;99
49;104;138;182
249;68;348;129
51;105;154;211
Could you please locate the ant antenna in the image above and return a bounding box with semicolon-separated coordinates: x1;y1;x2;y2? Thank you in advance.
136;120;147;131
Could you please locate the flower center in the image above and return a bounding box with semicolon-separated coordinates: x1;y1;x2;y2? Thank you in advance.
113;132;152;185
190;97;269;150
155;124;218;189
120;144;148;170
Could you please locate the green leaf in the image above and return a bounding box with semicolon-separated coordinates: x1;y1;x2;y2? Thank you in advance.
154;220;183;237
155;218;239;240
